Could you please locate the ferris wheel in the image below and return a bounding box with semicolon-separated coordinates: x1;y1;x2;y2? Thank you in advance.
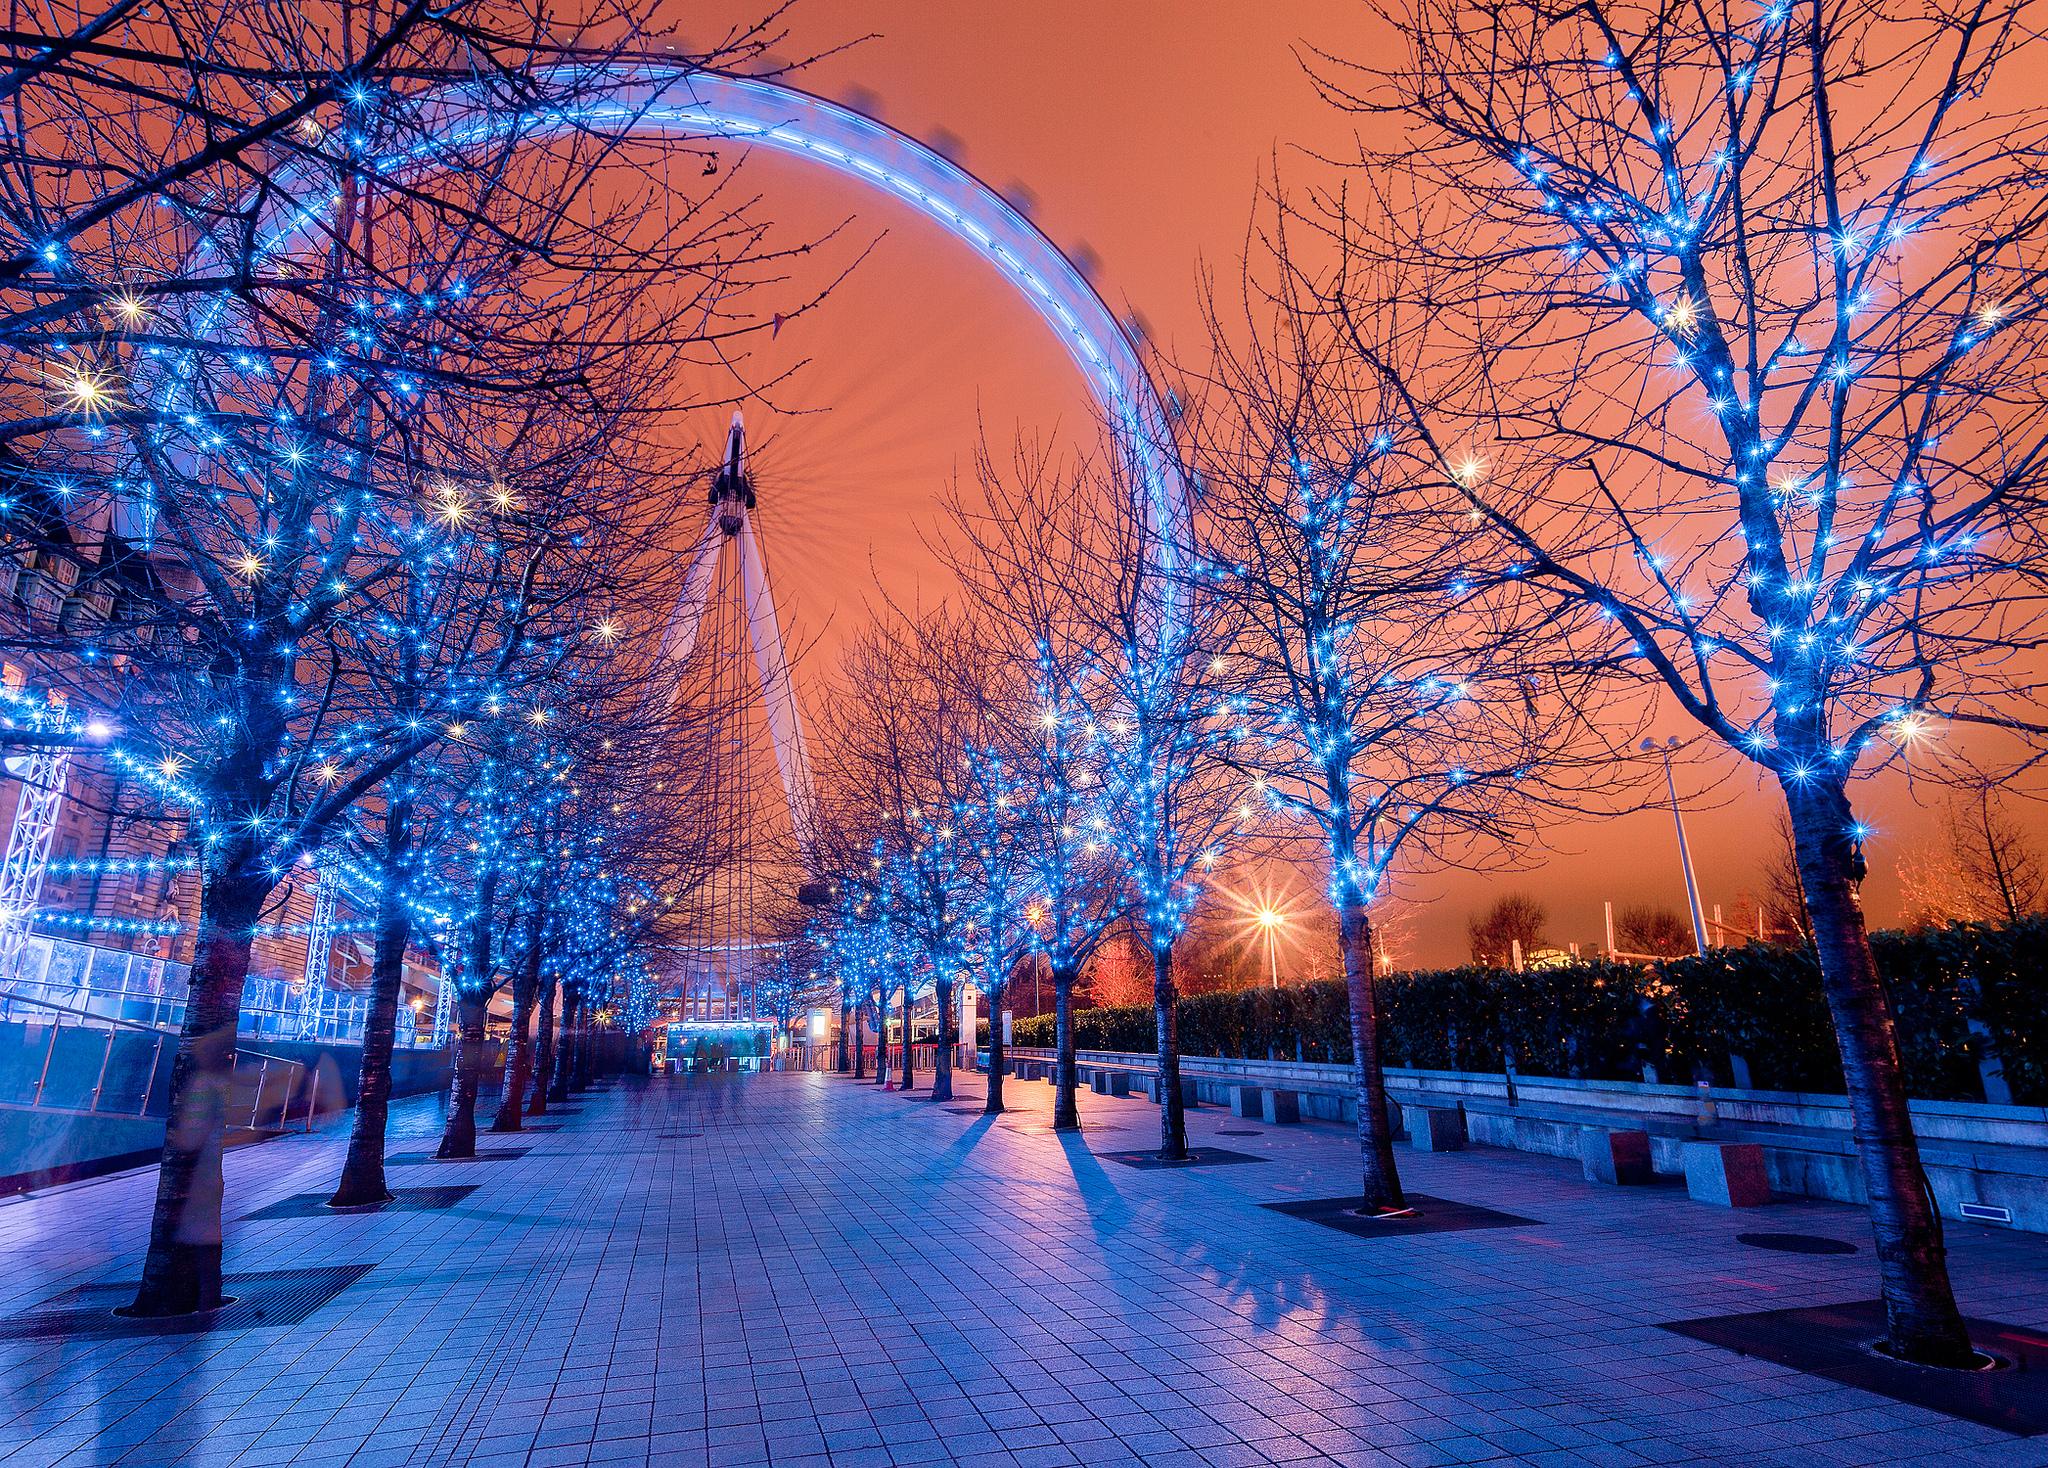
653;413;817;1034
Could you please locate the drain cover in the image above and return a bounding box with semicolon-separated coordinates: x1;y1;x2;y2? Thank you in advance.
1737;1232;1859;1255
1217;1128;1263;1137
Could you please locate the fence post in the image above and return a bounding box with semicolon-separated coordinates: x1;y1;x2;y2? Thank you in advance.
29;1023;58;1106
303;1066;320;1131
88;1028;115;1112
250;1058;269;1128
138;1036;162;1114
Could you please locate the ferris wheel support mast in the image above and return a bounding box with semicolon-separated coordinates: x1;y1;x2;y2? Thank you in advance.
656;412;819;861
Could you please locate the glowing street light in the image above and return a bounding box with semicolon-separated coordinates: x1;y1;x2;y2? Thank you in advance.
1254;907;1285;988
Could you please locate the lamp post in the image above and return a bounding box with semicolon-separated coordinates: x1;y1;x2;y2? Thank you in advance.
1642;736;1710;954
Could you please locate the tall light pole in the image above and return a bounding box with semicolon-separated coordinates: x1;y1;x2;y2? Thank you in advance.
1642;736;1710;954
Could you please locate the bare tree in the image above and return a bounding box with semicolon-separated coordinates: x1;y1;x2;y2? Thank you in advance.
1183;220;1628;1209
1468;893;1549;967
809;610;987;1103
1754;810;1814;944
947;643;1045;1115
1311;0;2048;1365
0;0;818;1313
1947;790;2045;925
939;449;1150;1137
1615;905;1691;959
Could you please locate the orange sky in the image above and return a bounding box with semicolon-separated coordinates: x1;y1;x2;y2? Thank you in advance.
673;0;2029;967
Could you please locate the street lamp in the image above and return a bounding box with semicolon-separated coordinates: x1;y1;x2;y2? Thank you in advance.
1641;735;1709;954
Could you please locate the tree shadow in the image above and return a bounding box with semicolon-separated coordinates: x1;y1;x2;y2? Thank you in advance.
915;1113;999;1182
1055;1129;1134;1240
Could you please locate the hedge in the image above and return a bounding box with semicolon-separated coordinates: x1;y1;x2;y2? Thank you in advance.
1004;917;2048;1104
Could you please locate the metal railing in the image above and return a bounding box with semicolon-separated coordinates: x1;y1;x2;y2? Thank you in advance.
1;933;435;1048
4;934;190;1030
0;989;317;1131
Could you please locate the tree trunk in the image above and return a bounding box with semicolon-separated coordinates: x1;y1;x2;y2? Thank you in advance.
874;988;892;1086
574;1006;594;1088
897;987;915;1090
125;865;269;1316
1151;940;1188;1161
528;972;557;1116
853;1000;868;1078
329;817;414;1207
436;992;489;1159
1052;961;1080;1130
440;865;496;1156
984;980;1006;1115
1785;778;1975;1368
549;987;577;1101
836;999;851;1072
491;926;542;1132
1338;900;1405;1212
930;975;954;1101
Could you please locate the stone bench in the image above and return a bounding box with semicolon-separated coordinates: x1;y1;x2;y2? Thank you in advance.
1683;1141;1772;1207
1581;1126;1655;1186
1408;1104;1467;1152
1090;1070;1132;1097
1230;1085;1304;1125
1140;1073;1200;1107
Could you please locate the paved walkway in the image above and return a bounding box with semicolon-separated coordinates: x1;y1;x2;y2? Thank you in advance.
0;1071;2043;1468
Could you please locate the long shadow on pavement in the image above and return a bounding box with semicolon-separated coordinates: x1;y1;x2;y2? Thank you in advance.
915;1111;1000;1183
1056;1128;1134;1239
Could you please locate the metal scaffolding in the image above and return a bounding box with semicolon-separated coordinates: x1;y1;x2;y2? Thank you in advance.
0;746;71;985
294;862;338;1038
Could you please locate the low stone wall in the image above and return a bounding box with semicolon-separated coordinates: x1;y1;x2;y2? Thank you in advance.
1007;1046;2048;1232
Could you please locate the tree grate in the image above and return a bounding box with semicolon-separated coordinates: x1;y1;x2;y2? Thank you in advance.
0;1264;373;1341
385;1149;530;1165
1262;1193;1534;1237
1664;1301;2048;1435
239;1186;478;1220
1100;1146;1265;1170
